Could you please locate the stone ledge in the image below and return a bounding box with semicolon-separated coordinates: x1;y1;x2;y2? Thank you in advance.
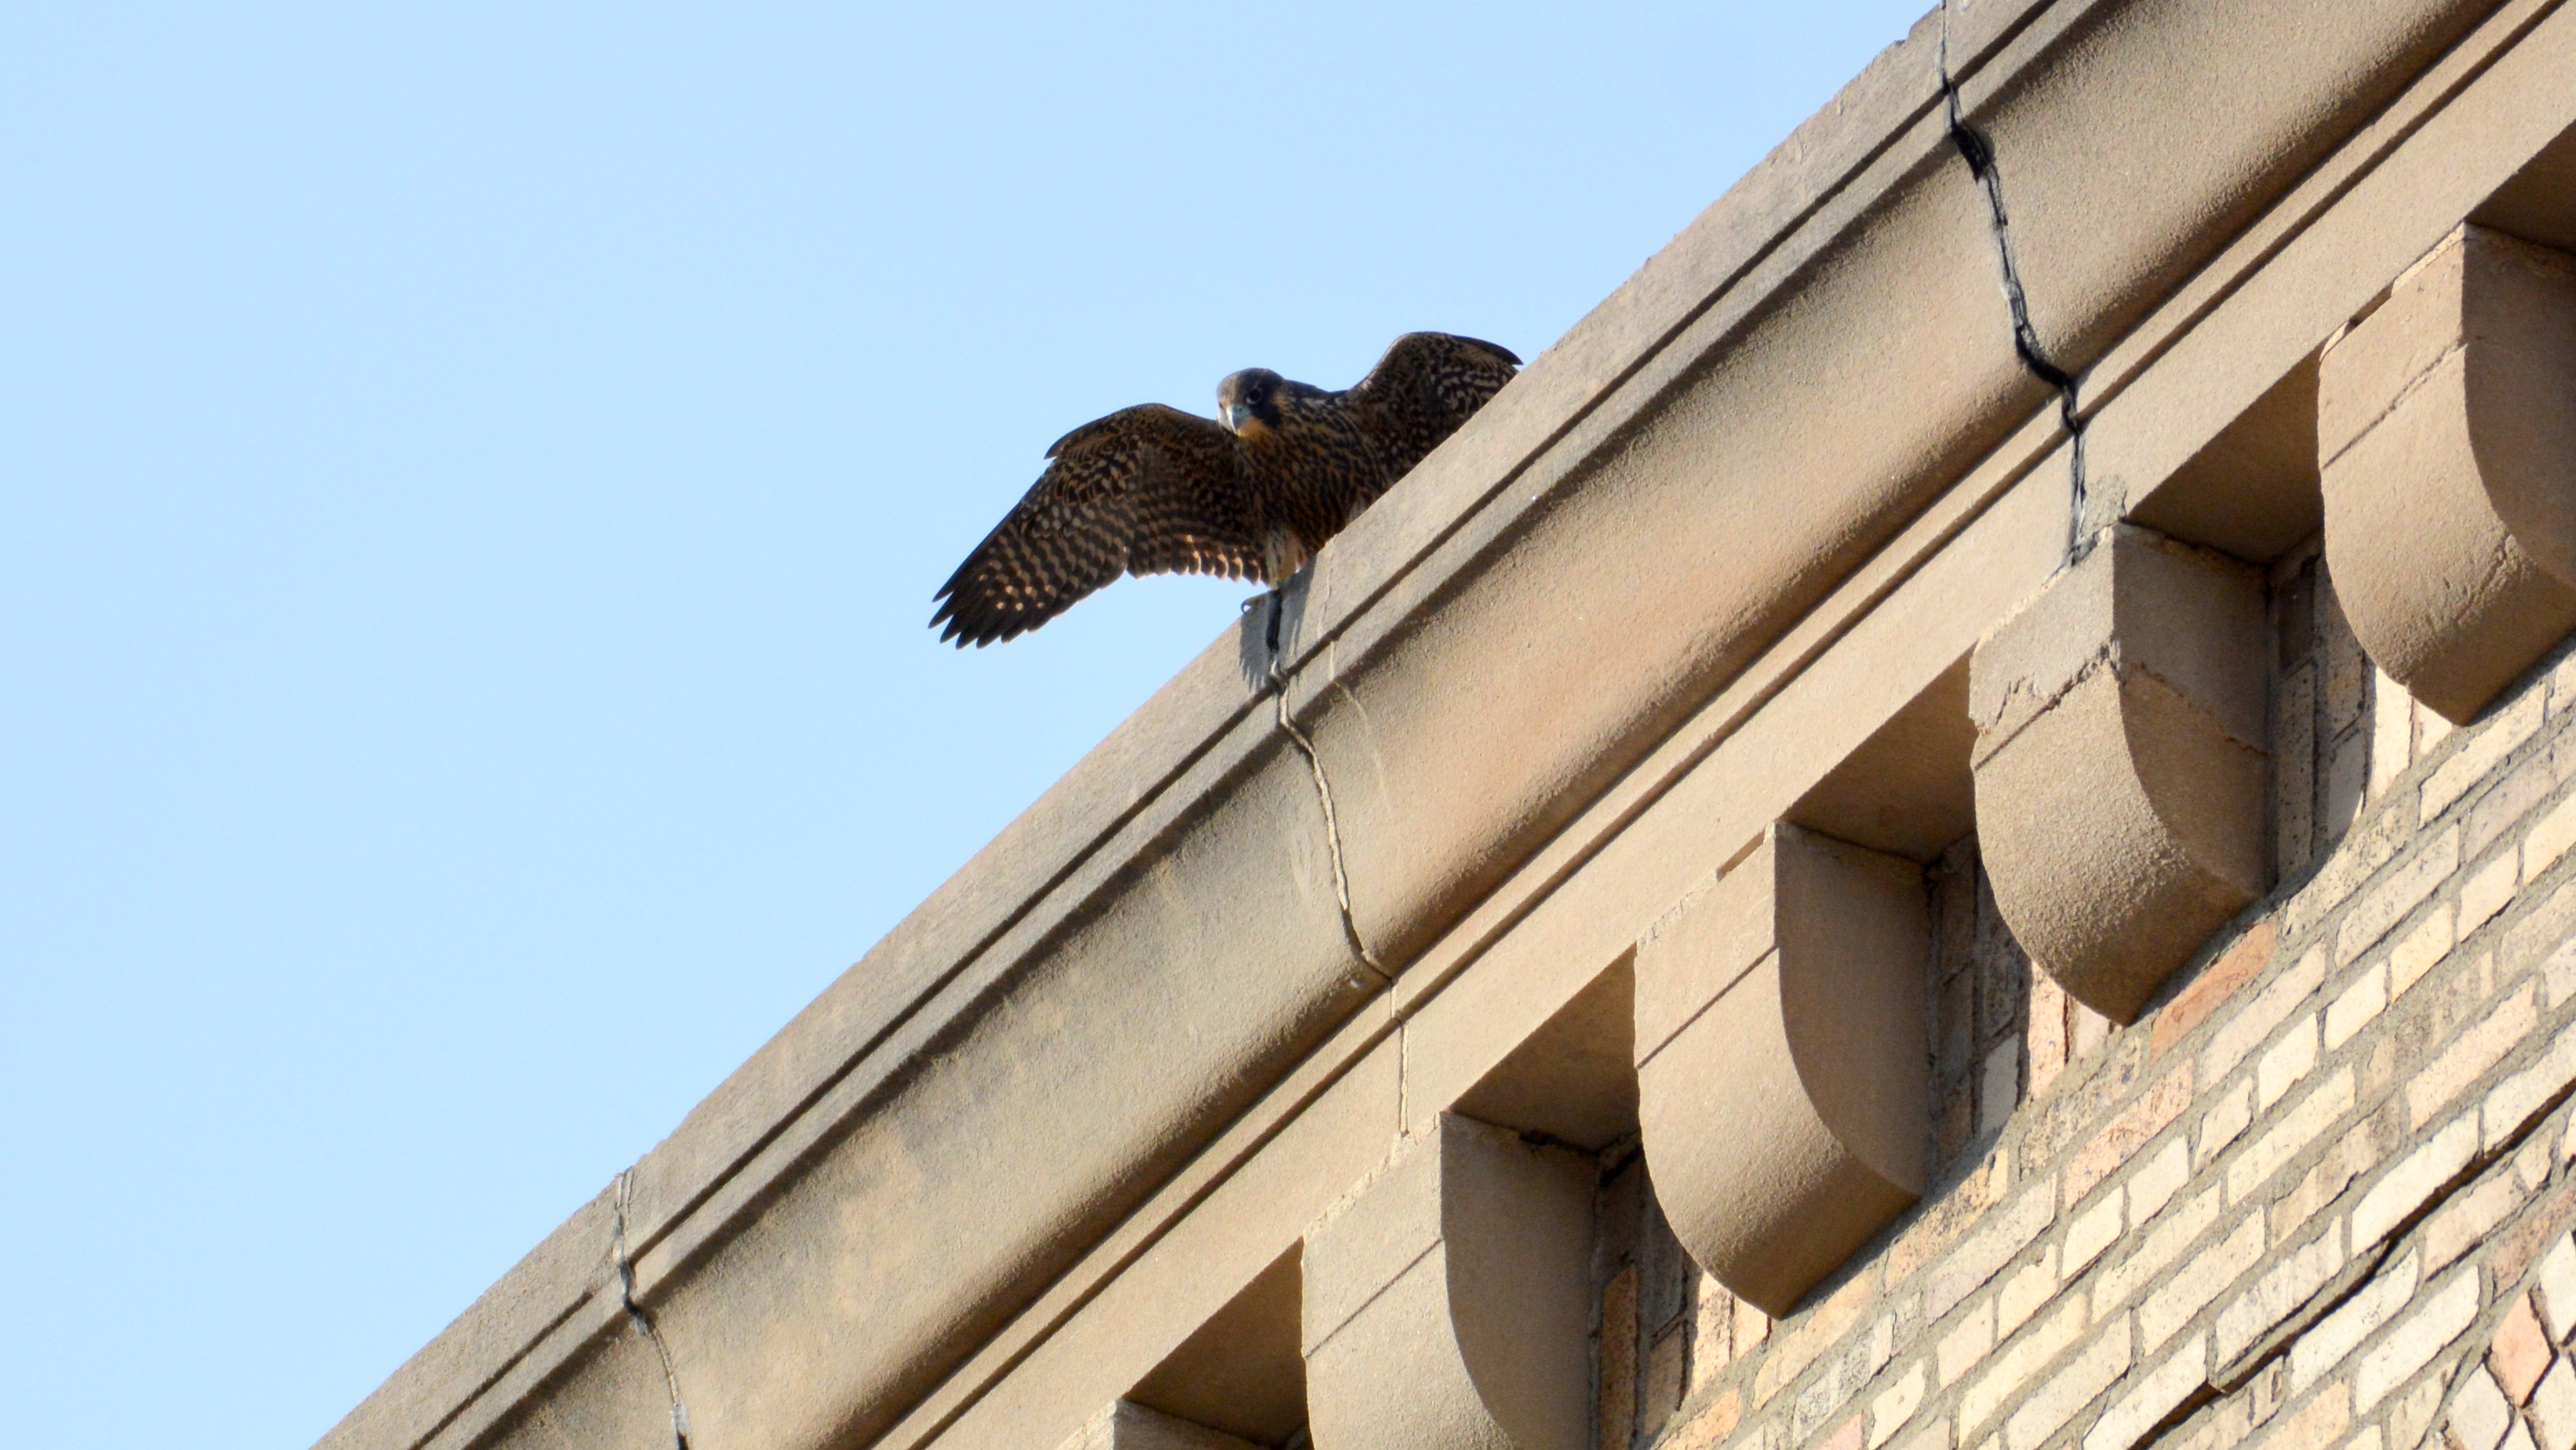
318;1;2576;1448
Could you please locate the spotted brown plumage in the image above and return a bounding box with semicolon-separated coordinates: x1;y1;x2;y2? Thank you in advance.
931;331;1521;647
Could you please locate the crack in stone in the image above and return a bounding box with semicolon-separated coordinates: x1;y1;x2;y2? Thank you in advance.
613;1170;694;1450
1268;652;1392;986
1940;8;2091;566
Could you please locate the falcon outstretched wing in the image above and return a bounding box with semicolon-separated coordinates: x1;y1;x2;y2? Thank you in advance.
931;404;1261;647
1344;331;1523;475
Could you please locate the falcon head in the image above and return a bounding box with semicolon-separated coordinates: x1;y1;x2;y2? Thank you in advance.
1216;368;1288;440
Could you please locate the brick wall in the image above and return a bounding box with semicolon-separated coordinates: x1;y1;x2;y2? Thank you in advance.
1591;556;2576;1450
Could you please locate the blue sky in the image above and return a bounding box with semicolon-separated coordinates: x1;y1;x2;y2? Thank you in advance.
0;4;1926;1445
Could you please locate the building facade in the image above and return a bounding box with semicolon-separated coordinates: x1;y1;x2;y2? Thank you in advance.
322;4;2576;1450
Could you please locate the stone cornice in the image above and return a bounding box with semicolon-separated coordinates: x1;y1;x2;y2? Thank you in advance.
318;2;2576;1448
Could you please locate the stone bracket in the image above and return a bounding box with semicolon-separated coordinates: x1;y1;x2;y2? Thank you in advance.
2320;223;2576;723
1969;521;2269;1024
1632;823;1929;1317
1300;1114;1594;1450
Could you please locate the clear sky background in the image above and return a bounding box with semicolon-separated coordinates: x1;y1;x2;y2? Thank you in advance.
2;4;1928;1446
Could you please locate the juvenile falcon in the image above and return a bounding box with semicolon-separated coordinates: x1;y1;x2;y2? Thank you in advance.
931;331;1521;648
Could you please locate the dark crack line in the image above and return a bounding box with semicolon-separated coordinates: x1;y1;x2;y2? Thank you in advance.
1939;14;2091;566
613;1170;694;1450
1267;654;1391;984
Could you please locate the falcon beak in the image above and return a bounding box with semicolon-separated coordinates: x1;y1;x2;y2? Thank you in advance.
1221;401;1251;433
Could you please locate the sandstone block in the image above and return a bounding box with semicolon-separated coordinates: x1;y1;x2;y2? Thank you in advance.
1301;1114;1595;1450
1634;825;1928;1316
1972;524;2270;1022
2320;226;2576;723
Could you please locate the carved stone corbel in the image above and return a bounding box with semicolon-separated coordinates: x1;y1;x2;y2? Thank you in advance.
2320;223;2576;723
1300;1114;1594;1450
1632;824;1927;1317
1969;521;2269;1022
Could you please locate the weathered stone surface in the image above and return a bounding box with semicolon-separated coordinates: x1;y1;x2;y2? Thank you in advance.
1634;825;1928;1316
1302;1115;1596;1450
1972;524;2270;1022
2321;225;2576;723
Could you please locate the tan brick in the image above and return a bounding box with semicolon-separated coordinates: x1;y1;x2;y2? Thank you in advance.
2509;884;2576;984
1604;1263;1639;1449
1930;1183;2059;1323
2203;1081;2259;1170
1644;1326;1688;1440
2529;793;2576;885
2215;1227;2348;1366
2541;1237;2576;1343
2450;1366;2516;1450
1997;1248;2061;1340
1860;1314;1898;1390
2355;1267;2481;1412
2327;964;2391;1052
2031;976;2071;1102
1819;1413;1866;1450
2131;1139;2192;1223
2374;671;2417;800
2258;1382;2353;1450
2425;691;2548;819
1887;1417;1949;1450
2530;1359;2576;1450
1942;1299;1998;1388
2426;1168;2528;1275
2271;1125;2370;1243
1962;1298;2088;1437
2086;1333;2208;1450
2290;1250;2421;1393
2102;1188;2226;1318
2066;1190;2126;1280
2355;1116;2478;1249
1982;1044;2022;1139
2469;742;2576;863
1738;1294;1772;1354
2487;1021;2576;1153
2505;1418;2542;1450
1664;1387;1743;1450
2206;950;2330;1088
2491;1294;2552;1403
1870;1363;1927;1450
2293;807;2409;941
2261;1016;2323;1110
2419;700;2459;761
2551;653;2576;716
2549;942;2576;1013
2413;983;2539;1129
2005;1320;2134;1450
2069;1069;2194;1206
1691;1273;1733;1394
2230;1069;2359;1206
2161;924;2280;1060
2145;1209;2266;1352
2392;904;2459;999
2341;830;2463;965
1756;1268;1875;1404
2076;1004;2114;1063
2466;853;2522;937
1890;1159;2003;1286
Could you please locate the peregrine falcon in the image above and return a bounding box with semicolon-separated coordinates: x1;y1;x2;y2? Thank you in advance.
931;331;1521;648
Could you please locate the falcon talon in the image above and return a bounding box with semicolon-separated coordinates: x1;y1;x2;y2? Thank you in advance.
931;332;1519;646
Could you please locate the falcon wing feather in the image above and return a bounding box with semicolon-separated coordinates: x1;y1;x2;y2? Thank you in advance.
931;404;1259;647
1344;332;1522;480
